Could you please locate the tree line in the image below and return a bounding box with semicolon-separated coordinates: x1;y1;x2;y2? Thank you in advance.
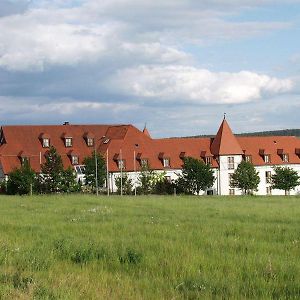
1;146;299;196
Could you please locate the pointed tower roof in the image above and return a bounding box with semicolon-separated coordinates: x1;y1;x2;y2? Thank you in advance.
143;125;151;138
211;118;243;155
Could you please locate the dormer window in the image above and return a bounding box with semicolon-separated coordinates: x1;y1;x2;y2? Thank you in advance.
65;137;72;147
18;151;29;166
244;155;252;163
118;159;125;170
84;132;95;147
141;158;148;167
40;133;50;148
163;158;170;168
87;138;94;147
21;157;29;166
264;154;271;164
43;138;50;148
205;156;212;165
71;155;79;165
282;154;289;163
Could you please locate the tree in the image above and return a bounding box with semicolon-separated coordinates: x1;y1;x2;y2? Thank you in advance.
39;146;64;193
153;178;175;195
231;161;260;195
7;160;35;195
272;166;300;195
83;151;106;190
115;173;133;195
136;164;165;195
60;167;81;193
176;157;215;195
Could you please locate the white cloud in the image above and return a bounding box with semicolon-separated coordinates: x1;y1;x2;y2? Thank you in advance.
0;0;292;71
109;65;293;104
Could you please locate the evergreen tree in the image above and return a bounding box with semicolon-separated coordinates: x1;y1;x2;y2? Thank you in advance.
7;160;35;195
60;167;81;193
231;161;260;195
83;151;106;190
39;146;64;193
176;157;215;195
115;173;133;195
272;166;300;195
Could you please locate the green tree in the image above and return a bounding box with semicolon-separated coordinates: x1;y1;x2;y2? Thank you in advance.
7;160;35;195
137;164;164;195
39;146;64;193
231;161;260;195
176;157;215;195
115;173;133;195
272;166;300;195
153;178;175;195
60;167;81;193
83;151;106;190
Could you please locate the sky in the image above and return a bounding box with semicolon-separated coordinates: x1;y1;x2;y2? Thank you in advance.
0;0;300;137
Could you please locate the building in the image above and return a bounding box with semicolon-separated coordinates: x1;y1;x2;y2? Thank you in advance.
0;119;300;195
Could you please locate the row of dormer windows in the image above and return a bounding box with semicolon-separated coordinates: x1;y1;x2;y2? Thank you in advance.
40;137;95;148
244;153;292;164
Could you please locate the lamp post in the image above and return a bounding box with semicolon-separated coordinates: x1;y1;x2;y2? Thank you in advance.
106;148;109;196
120;148;123;196
133;149;136;196
94;142;98;196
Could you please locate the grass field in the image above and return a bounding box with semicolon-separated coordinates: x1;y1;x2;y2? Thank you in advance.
0;195;300;299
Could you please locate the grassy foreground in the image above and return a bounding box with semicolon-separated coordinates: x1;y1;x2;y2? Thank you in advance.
0;195;300;299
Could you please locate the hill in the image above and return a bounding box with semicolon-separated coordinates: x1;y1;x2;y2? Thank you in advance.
173;129;300;139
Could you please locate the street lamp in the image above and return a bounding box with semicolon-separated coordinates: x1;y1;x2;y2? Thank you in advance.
133;143;139;196
94;141;98;196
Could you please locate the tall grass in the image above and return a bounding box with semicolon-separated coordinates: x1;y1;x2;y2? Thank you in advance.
0;194;299;299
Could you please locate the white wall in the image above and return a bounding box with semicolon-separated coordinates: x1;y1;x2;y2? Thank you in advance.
109;168;219;195
255;164;300;195
218;155;243;195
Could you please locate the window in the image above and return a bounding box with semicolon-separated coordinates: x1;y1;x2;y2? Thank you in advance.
42;138;50;148
228;173;234;187
75;165;85;174
229;189;235;195
71;155;79;165
118;159;125;170
228;157;234;169
141;158;148;168
163;158;170;168
266;187;272;195
282;154;289;163
87;138;94;147
245;155;252;163
21;157;29;166
205;156;212;165
65;138;72;147
264;154;271;163
265;171;272;183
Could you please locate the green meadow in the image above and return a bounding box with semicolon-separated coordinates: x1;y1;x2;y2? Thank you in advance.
0;195;300;299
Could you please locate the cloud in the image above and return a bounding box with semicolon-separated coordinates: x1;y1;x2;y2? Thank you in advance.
108;65;293;104
0;0;291;71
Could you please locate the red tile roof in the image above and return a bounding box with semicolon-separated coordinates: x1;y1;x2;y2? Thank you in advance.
211;119;243;155
1;121;300;175
237;136;300;166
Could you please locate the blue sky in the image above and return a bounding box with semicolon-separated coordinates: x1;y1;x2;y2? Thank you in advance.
0;0;300;137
